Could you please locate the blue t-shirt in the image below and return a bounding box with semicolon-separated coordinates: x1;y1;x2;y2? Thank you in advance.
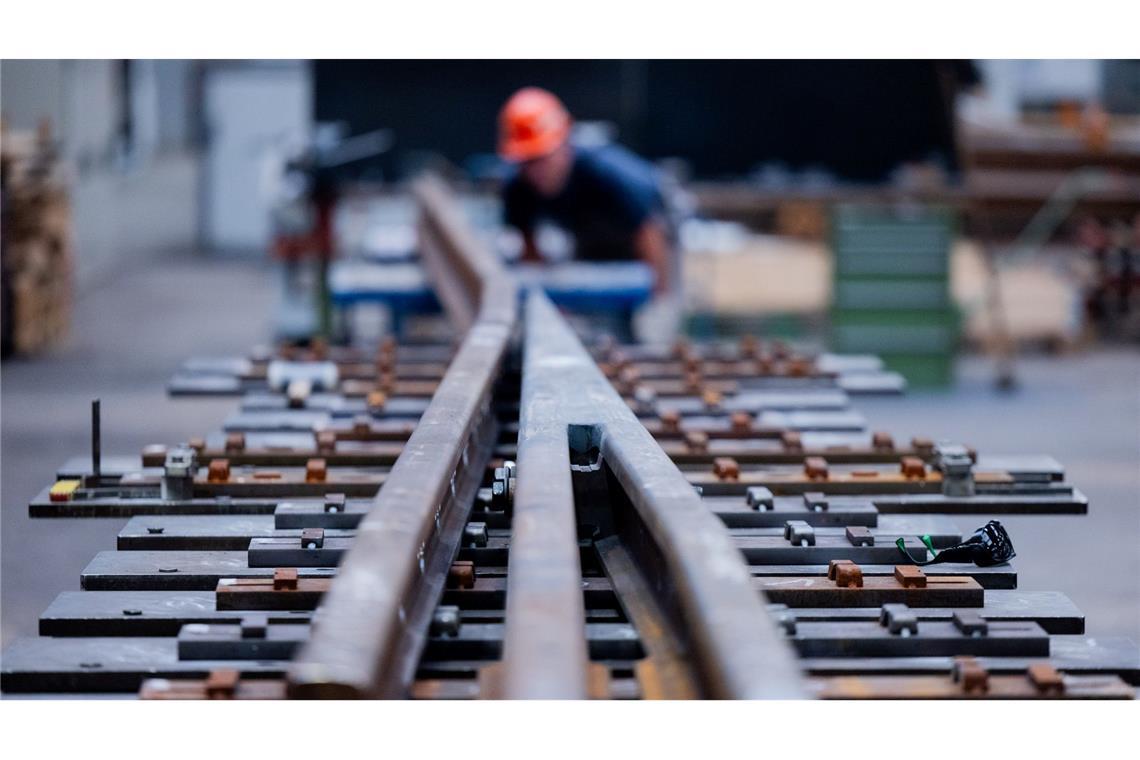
503;144;665;262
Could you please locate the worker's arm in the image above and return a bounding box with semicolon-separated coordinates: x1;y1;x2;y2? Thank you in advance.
634;218;673;296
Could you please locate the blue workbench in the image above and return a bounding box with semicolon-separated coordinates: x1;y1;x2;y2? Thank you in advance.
329;259;653;335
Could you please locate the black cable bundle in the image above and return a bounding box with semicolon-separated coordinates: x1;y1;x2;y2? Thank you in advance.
896;520;1016;567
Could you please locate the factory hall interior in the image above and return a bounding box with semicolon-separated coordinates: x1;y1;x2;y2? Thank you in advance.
2;49;1140;740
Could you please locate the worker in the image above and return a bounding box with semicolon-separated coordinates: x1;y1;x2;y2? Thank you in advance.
497;87;675;295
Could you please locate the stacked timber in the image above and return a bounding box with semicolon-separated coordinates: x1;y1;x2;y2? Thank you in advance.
1;121;73;357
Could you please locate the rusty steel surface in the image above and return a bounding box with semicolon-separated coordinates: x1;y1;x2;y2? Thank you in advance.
287;177;517;698
493;290;591;699
518;292;805;698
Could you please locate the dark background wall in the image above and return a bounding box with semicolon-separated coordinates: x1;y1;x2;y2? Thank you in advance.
313;60;974;182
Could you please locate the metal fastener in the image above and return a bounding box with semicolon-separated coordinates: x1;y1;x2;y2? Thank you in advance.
207;458;230;483
366;390;387;416
783;520;815;547
804;456;829;481
447;561;476;590
894;564;927;588
871;431;895;451
730;411;753;435
829;559;863;588
713;457;740;481
315;430;337;455
880;603;919;636
660;409;682;434
430;605;462;637
952;610;989;637
781;431;803;452
305;458;327;483
952;656;990;694
900;456;926;479
684;431;709;454
324;492;346;513
1026;663;1065;696
205;669;239;699
463;522;488;547
746;486;774;511
845;525;874;546
273;567;299;590
911;437;935;458
803;491;829;512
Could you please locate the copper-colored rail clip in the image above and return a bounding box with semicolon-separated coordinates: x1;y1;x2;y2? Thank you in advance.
713;457;740;481
894;565;927;588
953;656;990;694
273;567;299;590
804;456;829;481
829;559;863;588
207;458;230;483
900;456;926;479
684;431;709;454
305;458;328;483
447;560;476;590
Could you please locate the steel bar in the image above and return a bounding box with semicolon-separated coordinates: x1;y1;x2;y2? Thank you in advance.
508;291;805;698
287;176;516;698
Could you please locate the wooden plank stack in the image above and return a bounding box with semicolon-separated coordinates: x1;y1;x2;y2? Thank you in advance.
1;121;73;357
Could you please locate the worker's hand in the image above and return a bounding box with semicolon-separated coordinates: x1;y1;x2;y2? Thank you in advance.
635;220;672;295
519;233;544;263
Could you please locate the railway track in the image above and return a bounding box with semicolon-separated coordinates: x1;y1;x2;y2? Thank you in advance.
2;176;1136;700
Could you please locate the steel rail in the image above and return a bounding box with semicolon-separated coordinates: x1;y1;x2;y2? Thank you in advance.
491;295;594;698
502;291;805;698
288;177;516;697
413;175;514;330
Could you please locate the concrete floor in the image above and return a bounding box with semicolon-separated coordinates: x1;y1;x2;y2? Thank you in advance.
2;254;275;646
2;254;1138;650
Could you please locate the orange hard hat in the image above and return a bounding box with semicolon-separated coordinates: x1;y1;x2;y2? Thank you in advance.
498;87;572;162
